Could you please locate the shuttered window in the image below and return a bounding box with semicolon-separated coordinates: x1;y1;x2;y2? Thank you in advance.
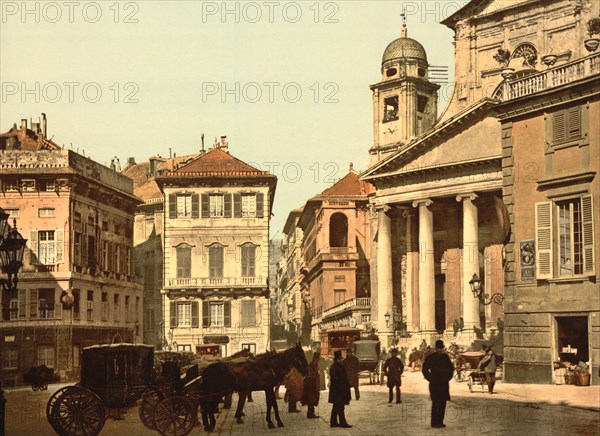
241;244;256;277
209;245;224;278
535;202;553;279
552;107;581;145
581;195;595;275
241;300;256;327
176;246;192;278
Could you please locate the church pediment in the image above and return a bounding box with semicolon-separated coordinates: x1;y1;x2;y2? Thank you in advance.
362;99;501;181
442;0;537;28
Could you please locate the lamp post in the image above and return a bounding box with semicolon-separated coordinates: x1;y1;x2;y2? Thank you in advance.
468;273;504;306
0;207;27;292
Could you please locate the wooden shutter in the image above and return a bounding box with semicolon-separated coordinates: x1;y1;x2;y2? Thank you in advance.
202;301;209;327
54;290;62;319
56;229;64;264
224;301;231;327
191;302;199;328
191;194;199;218
169;194;177;219
535;202;553;279
581;195;595;275
18;289;26;319
29;230;38;265
224;194;232;218
169;301;177;328
30;289;38;319
234;193;242;218
256;193;264;218
553;112;566;144
567;107;581;141
201;194;209;218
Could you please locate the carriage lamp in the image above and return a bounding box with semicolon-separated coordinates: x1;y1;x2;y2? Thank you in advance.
0;207;27;292
469;273;504;306
384;311;391;327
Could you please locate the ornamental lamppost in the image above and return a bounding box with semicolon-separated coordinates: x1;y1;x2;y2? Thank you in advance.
468;273;504;306
0;207;27;292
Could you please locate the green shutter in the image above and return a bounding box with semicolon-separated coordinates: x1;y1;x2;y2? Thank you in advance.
201;194;209;218
18;289;26;319
191;194;199;218
170;301;177;328
234;193;242;218
256;193;264;218
224;194;232;218
202;301;209;327
30;289;38;319
567;107;581;140
581;195;595;275
553;111;566;144
535;202;553;279
56;229;64;264
169;194;177;218
191;302;199;328
29;230;38;265
224;301;231;327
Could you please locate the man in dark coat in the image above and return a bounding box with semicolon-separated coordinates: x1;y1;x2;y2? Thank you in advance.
422;340;454;428
329;350;352;428
383;348;404;403
343;348;361;400
303;353;321;418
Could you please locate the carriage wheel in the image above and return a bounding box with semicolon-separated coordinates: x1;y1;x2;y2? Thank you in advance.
454;368;465;382
139;387;163;430
48;386;105;436
467;377;473;393
153;396;196;436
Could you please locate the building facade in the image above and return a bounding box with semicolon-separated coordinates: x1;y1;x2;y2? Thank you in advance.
156;142;277;356
0;118;142;385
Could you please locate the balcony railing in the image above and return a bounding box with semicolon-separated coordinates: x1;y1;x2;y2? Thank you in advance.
503;53;600;101
167;276;265;288
321;297;371;319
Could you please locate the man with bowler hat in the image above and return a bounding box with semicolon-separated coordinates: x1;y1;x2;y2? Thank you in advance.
329;350;352;428
343;348;361;400
384;348;404;403
422;340;454;428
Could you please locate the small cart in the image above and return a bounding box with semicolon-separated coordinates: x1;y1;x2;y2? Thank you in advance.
353;339;381;384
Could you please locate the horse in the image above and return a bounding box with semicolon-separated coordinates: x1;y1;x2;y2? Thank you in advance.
201;344;308;429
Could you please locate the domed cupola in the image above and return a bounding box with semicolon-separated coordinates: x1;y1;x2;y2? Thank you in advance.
381;23;430;81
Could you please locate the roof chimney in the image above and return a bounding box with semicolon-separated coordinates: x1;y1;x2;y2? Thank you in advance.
21;119;27;131
201;133;205;153
220;135;229;152
127;157;136;166
41;113;47;137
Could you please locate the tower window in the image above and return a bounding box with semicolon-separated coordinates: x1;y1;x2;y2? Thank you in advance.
418;68;426;77
417;95;429;113
386;67;397;77
383;96;399;123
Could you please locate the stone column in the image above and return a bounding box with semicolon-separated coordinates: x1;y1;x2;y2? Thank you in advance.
412;199;435;332
456;193;480;330
376;205;393;340
403;210;414;329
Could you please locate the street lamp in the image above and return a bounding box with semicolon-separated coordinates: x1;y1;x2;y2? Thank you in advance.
384;311;391;327
0;207;27;292
469;273;504;305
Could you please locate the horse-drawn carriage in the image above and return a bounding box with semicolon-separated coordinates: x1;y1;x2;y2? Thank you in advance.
320;327;362;359
23;365;59;391
352;339;381;384
46;344;199;436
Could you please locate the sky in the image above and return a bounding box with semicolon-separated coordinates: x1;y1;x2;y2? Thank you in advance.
0;0;459;235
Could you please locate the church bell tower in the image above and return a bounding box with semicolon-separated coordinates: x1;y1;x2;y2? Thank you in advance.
369;18;440;167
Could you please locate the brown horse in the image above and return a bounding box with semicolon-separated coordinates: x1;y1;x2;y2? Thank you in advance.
201;344;308;429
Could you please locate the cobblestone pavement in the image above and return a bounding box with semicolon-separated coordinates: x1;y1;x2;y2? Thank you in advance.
4;370;599;436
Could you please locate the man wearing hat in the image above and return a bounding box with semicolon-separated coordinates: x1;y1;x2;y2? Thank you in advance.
329;350;352;428
343;347;361;400
383;348;405;404
422;340;454;428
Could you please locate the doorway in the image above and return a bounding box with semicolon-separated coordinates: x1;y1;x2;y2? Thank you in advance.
435;275;446;333
556;316;588;364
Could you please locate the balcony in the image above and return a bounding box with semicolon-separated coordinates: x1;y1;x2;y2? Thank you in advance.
501;53;600;101
321;297;371;320
167;276;265;288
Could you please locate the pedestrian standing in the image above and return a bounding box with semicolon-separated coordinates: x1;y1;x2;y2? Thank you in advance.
453;319;459;337
343;348;361;400
303;353;321;418
422;340;454;428
329;350;352;428
478;346;497;394
459;317;465;333
283;367;304;413
383;348;404;404
378;347;388;385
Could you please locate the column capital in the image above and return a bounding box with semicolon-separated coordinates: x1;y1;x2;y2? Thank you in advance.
412;198;433;208
375;205;392;214
456;193;478;203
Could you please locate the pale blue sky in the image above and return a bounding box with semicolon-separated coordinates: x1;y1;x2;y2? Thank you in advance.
0;0;457;235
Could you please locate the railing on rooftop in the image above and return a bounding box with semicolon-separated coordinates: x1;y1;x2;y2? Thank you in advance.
167;276;265;288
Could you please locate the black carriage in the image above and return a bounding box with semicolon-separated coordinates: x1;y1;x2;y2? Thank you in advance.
352;339;381;384
24;365;60;391
46;344;199;436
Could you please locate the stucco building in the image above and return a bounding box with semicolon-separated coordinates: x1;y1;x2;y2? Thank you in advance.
156;140;277;356
0;117;142;385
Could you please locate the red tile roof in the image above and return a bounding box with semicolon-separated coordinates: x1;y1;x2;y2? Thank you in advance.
319;171;374;197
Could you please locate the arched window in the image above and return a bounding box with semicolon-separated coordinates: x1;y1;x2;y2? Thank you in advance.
511;43;538;69
329;213;348;247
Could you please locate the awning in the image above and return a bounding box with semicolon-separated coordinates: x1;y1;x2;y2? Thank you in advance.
204;335;229;344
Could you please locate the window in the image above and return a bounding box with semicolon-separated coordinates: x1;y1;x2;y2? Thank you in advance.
114;294;120;322
176;246;192;278
74;233;82;266
177;344;192;352
38;289;55;319
383;96;399;122
209;245;224;278
209;195;224;217
102;221;109;231
73;345;80;368
334;289;346;305
33;230;64;265
361;314;371;323
38;346;55;368
241;245;256;277
1;349;18;369
202;301;231;327
417;95;429;113
144;265;156;289
114;244;121;274
177;302;192;327
125;296;130;322
21;179;35;191
87;291;94;321
102;292;108;321
334;275;345;283
177;194;192;217
550;107;582;146
241;300;256;327
242;194;256;217
241;343;256;354
38;208;55;218
3;179;18;192
73;290;80;320
39;179;55;191
535;196;594;279
102;241;109;270
4;208;19;218
9;298;18;320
